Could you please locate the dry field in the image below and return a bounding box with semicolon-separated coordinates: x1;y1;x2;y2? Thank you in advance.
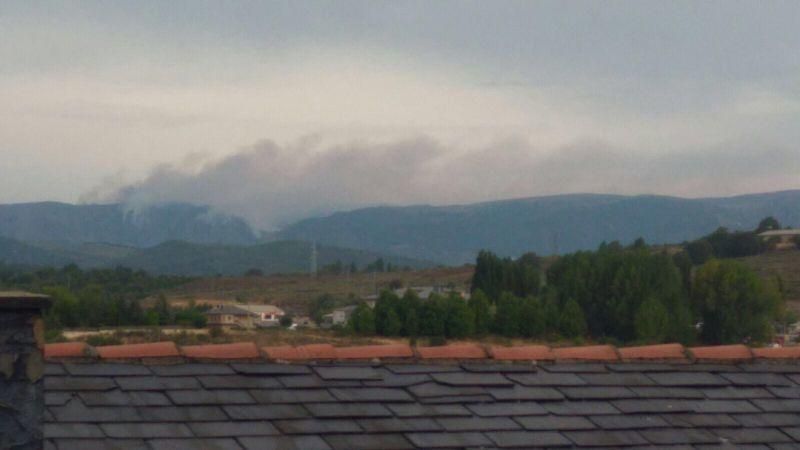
155;266;475;315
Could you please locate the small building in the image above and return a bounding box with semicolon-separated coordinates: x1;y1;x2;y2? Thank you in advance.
322;305;359;327
205;304;285;329
758;229;800;250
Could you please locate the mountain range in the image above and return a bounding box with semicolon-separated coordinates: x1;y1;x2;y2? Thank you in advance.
0;190;798;272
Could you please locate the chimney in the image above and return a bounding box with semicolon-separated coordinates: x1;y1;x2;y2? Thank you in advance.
0;291;51;449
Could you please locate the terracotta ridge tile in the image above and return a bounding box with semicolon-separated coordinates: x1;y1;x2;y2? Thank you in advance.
262;343;337;361
489;345;554;361
751;345;800;360
44;341;91;359
689;344;753;362
417;343;487;360
97;341;180;359
182;341;260;360
335;344;414;360
553;344;619;362
618;343;687;361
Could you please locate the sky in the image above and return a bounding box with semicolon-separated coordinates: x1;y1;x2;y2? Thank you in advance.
1;1;799;229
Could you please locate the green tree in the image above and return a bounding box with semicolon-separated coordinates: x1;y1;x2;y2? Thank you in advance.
686;240;714;265
443;293;474;339
350;303;376;335
519;296;545;338
418;295;445;337
634;297;670;343
467;290;492;336
559;298;587;339
494;292;522;337
756;216;781;233
692;259;781;344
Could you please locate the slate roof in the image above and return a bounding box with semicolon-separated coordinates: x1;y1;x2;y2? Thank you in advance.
41;341;800;449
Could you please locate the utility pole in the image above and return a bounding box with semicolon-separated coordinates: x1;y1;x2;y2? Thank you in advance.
310;241;318;278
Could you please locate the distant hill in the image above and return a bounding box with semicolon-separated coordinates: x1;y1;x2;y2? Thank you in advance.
114;240;431;277
0;202;257;247
277;190;800;264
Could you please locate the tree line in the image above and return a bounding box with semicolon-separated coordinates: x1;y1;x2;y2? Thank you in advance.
348;236;787;345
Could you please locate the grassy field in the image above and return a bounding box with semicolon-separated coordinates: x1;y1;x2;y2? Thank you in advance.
156;265;475;315
738;249;800;312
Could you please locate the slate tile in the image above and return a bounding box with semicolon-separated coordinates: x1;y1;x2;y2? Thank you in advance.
772;445;800;450
405;432;493;448
702;387;773;399
541;364;608;373
431;372;513;386
238;436;332;450
420;394;494;404
639;428;719;445
387;403;471;418
52;438;147;450
712;427;795;444
330;387;414;402
489;385;564;401
364;372;431;387
559;386;637;400
669;364;739;372
150;364;235;376
45;364;66;376
357;418;441;432
409;381;486;398
305;402;392;418
197;375;281;389
324;434;415;450
115;376;200;391
768;386;800;399
100;423;193;438
147;438;243;450
545;401;620;416
80;390;171;407
44;423;104;438
753;398;800;412
648;372;730;386
188;421;279;437
250;389;336;404
486;430;571;448
65;364;151;377
563;430;648;447
273;419;362;434
467;402;547;417
223;404;309;420
515;415;596;431
45;392;73;406
50;399;141;423
589;415;669;430
790;374;800;384
661;413;739;428
733;413;800;427
607;364;683;372
579;372;657;386
741;364;800;373
313;366;381;380
507;372;587;386
611;399;696;414
782;427;800;440
628;386;704;399
720;372;793;386
231;363;310;375
461;363;537;373
137;406;228;422
386;364;461;374
276;375;361;388
693;399;760;413
167;390;254;405
45;377;116;391
436;417;521;431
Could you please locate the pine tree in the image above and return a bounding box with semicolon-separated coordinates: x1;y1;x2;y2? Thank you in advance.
559;298;587;339
634;297;670;343
468;290;492;336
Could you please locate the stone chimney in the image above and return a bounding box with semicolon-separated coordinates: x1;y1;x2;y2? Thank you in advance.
0;291;50;449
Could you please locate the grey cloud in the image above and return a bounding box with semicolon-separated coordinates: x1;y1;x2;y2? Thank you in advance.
87;136;800;231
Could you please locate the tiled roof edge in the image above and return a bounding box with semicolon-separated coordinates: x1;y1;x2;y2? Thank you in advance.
43;341;800;364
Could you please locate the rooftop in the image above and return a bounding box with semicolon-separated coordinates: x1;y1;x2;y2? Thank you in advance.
42;341;800;449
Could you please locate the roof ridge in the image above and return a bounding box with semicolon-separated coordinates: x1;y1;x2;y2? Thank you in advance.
43;341;800;364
